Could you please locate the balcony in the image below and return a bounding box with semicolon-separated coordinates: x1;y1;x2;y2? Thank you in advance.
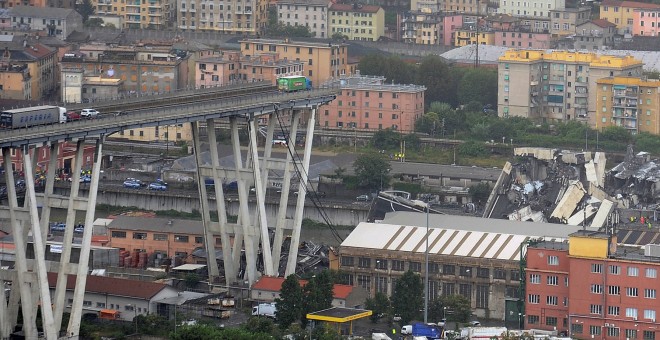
148;11;162;16
530;80;539;86
613;89;638;98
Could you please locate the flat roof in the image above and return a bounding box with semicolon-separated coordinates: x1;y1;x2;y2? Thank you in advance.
172;264;207;271
389;162;501;181
306;307;372;323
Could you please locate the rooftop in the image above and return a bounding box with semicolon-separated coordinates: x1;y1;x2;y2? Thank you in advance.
329;3;382;13
531;239;660;263
277;0;330;6
601;0;660;9
597;76;660;87
389;162;501;181
251;276;357;299
10;5;80;19
321;74;426;92
241;38;347;49
46;272;172;300
306;307;372;322
499;49;643;69
589;19;617;28
107;216;204;235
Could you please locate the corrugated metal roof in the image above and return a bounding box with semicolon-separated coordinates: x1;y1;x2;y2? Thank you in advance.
341;221;567;261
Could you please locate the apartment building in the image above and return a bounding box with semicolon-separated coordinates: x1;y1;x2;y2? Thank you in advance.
328;3;385;41
454;28;495;46
573;20;617;50
633;8;660;36
319;74;425;132
498;0;565;18
0;41;58;101
497;49;644;126
9;5;82;38
0;62;30;99
240;38;348;86
401;10;444;45
4;0;75;8
600;0;660;35
277;0;330;38
445;0;487;15
239;53;305;83
525;231;660;340
177;0;269;34
411;0;444;12
93;0;171;29
493;31;552;49
596;77;660;135
549;7;591;36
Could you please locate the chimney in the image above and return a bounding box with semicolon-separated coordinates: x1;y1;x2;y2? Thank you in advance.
609;234;617;256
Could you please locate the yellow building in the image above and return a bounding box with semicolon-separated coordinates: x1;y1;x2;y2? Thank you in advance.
328;3;384;41
0;62;31;100
114;124;193;144
240;38;349;87
454;29;495;46
94;0;168;29
498;49;643;125
177;0;269;34
599;0;660;34
596;76;660;135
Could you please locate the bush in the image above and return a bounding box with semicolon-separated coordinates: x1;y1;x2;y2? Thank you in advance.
458;141;488;157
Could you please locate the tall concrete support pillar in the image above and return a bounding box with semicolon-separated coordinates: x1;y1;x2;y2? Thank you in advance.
285;106;317;276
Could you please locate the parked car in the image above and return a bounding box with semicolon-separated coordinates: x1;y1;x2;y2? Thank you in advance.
356;194;370;201
80;175;91;183
50;223;66;232
123;180;141;189
66;111;81;121
148;182;167;191
80;109;99;118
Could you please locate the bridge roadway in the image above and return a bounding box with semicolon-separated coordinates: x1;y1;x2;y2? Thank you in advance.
0;86;338;148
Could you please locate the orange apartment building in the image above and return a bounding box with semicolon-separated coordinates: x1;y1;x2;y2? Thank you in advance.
320;74;426;132
240;38;349;86
106;216;223;264
194;51;305;88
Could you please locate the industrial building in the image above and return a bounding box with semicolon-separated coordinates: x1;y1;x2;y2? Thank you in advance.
337;211;581;322
525;230;660;340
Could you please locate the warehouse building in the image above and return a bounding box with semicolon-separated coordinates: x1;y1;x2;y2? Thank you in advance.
337;212;581;322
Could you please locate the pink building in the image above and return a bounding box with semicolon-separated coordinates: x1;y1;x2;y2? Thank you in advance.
494;31;552;49
633;8;660;36
443;14;464;46
239;53;305;84
320;74;425;132
195;51;241;88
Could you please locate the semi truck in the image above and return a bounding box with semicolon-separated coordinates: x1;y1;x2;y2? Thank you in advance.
0;105;67;129
402;323;444;339
459;327;508;340
277;76;312;92
252;303;277;318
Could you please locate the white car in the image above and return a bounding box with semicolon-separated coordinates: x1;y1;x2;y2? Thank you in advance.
81;109;99;118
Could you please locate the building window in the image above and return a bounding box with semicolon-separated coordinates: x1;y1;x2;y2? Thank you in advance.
443;265;455;275
429;262;440;273
459;284;471;302
591;263;603;273
626;329;637;340
476;267;489;278
528;315;539;324
643;331;655;340
340;256;354;266
391;260;405;271
627;287;639;297
476;285;489;308
546;296;558;305
375;259;387;270
194;236;203;244
610;265;621;275
528;294;540;304
546;317;557;326
644;310;656;320
153;233;168;241
174;235;189;242
375;276;387;294
609;285;620;295
547;275;558;286
409;262;422;272
459;266;472;277
530;274;541;284
591;284;603;294
590;304;602;315
590;326;602;336
628;266;639;276
645;289;657;299
607;327;620;338
111;231;126;238
510;270;520;281
547;255;559;265
608;306;620;316
357;275;370;291
647;268;657;278
358;257;371;268
626;308;638;318
505;286;520;299
494;268;507;280
133;232;147;240
341;274;354;285
96;302;106;308
572;324;583;334
442;282;455;296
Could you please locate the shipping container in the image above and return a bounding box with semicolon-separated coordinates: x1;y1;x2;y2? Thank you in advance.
0;105;66;129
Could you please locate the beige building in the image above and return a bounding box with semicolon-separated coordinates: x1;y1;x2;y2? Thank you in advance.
9;6;82;38
177;0;269;34
0;61;31;100
277;0;330;38
320;74;426;132
549;7;591;36
445;0;487;15
498;49;643;126
240;38;348;86
412;0;444;12
401;9;444;45
596;77;660;135
328;3;385;41
94;0;172;29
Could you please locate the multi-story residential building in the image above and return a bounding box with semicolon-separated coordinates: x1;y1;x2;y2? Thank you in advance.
445;0;487;15
519;17;552;33
0;141;95;173
277;0;330;38
9;6;82;38
498;49;644;126
4;0;75;9
498;0;564;18
240;38;348;86
596;77;660;135
177;0;269;34
412;0;444;12
328;3;385;41
633;8;660;36
0;61;31;100
0;41;57;100
443;14;464;45
524;230;660;340
549;7;591;36
494;30;552;49
94;0;168;29
454;26;495;46
194;52;241;88
572;20;617;50
401;10;444;45
600;0;660;35
194;52;304;88
319;74;425;132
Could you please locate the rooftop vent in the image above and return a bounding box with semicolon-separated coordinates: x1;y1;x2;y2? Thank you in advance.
644;244;660;257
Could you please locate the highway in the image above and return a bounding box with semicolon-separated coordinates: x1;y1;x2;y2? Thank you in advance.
0;86;338;148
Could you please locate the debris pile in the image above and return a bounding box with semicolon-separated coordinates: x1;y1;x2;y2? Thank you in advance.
483;147;615;228
289;240;330;275
606;145;660;209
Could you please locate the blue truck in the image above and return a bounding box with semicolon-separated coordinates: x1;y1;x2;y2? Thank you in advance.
402;323;444;339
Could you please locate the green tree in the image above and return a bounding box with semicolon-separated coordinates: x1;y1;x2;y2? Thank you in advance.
301;270;334;327
75;0;96;23
331;32;348;40
84;17;104;27
183;273;200;288
365;292;391;323
457;69;498;106
275;275;304;329
404;133;421;152
414;111;440;135
242;316;278;334
416;55;455;106
353;153;391;190
372;128;401;150
391;270;423;324
428;295;472;323
469;182;491;204
600;126;633;144
458;141;488;157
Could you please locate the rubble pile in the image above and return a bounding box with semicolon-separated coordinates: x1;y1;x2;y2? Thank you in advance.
606;145;660;209
483;147;614;228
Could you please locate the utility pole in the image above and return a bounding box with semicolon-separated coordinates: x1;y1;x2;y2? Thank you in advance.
475;0;480;68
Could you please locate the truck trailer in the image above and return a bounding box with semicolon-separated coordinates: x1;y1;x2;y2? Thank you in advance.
0;105;66;129
459;327;508;340
252;303;277;318
277;76;312;92
402;323;444;339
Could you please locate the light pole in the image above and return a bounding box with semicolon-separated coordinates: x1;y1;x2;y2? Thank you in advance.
424;204;430;324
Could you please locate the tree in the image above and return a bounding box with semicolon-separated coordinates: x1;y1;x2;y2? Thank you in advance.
301;270;334;327
404;133;421;152
75;0;95;23
391;270;423;324
416;55;455;106
428;295;472;323
372;128;401;150
469;182;491;204
183;273;200;288
84;17;104;27
365;292;391;323
353;153;391;191
457;69;498;106
275;275;304;329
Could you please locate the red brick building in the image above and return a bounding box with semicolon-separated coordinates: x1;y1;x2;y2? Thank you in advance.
0;142;96;174
525;231;659;340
